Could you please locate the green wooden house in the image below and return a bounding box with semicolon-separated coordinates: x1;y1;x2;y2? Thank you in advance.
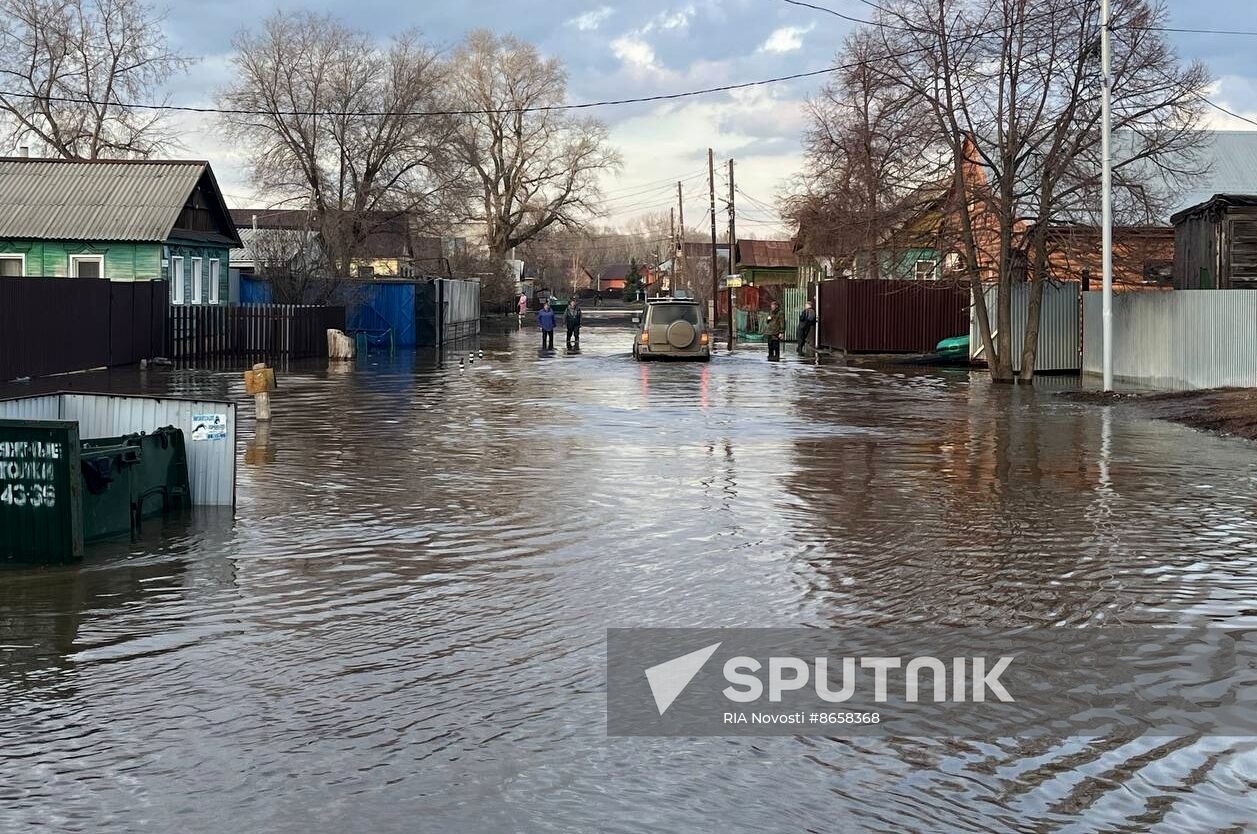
734;239;800;288
0;157;241;304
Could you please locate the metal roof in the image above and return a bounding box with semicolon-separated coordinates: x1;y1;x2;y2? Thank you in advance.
1169;193;1257;224
0;158;208;242
736;239;797;269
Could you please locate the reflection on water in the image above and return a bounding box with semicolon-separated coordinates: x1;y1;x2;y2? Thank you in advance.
1;326;1255;832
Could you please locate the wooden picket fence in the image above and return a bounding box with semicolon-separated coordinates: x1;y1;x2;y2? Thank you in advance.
170;303;346;361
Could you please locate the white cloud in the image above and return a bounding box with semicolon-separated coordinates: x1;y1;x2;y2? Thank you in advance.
568;6;614;31
611;35;667;76
597;86;806;232
758;25;814;54
637;5;696;34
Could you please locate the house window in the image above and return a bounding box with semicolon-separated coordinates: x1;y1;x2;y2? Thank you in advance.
69;254;104;279
191;257;203;303
357;265;375;278
914;259;938;281
171;257;184;303
0;254;25;277
1142;259;1172;285
209;259;220;304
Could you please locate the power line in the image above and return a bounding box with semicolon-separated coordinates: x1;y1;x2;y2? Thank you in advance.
1197;95;1257;130
0;66;849;119
1140;26;1257;37
806;0;1257;39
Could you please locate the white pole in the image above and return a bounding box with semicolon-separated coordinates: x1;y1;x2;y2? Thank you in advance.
1101;0;1114;391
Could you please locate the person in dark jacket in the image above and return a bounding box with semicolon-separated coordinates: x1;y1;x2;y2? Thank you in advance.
565;298;583;348
763;301;785;361
538;302;556;350
797;300;817;355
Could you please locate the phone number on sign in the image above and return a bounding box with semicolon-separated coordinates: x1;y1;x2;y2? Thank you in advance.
0;483;57;508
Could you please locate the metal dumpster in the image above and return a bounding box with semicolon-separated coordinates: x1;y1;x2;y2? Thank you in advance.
1;420;191;564
80;427;191;541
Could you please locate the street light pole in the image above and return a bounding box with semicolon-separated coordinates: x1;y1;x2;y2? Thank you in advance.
1101;0;1114;391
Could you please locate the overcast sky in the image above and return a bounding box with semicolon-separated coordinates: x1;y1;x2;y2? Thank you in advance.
162;0;1257;236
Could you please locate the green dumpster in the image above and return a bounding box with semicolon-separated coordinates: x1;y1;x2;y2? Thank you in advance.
1;422;191;565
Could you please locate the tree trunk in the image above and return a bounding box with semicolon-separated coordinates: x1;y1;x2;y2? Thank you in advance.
1018;229;1050;382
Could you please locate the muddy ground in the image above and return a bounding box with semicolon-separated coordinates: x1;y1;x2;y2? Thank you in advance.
1062;387;1257;441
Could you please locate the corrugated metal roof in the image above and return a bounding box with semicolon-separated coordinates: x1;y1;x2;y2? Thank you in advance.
0;158;207;241
1171;132;1257;216
736;239;797;268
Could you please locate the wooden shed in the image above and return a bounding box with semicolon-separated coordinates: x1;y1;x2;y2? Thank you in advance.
1171;194;1257;289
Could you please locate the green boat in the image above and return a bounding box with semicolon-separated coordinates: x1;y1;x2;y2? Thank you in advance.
935;334;970;361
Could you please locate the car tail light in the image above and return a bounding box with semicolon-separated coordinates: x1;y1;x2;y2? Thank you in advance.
640;332;649;344
700;331;709;345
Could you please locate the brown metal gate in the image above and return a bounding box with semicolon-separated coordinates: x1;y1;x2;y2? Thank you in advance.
817;278;970;353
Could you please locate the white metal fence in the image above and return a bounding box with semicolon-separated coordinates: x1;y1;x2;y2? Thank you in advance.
0;392;236;506
1082;289;1257;389
970;282;1080;372
439;278;481;342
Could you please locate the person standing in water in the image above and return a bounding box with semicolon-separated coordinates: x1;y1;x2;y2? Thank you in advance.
763;300;785;361
564;298;583;349
797;300;817;355
537;302;556;350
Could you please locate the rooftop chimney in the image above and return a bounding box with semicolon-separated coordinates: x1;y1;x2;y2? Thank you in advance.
17;146;28;158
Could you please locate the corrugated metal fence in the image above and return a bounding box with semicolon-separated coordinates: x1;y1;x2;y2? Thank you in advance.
1;277;168;381
170;303;345;361
818;278;970;353
1082;289;1257;388
439;278;481;342
0;392;236;506
970;282;1081;372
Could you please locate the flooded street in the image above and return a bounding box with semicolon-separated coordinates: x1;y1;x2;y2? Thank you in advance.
3;321;1257;832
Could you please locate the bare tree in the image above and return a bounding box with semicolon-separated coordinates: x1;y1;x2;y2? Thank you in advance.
805;0;1209;380
0;0;190;158
246;220;334;304
447;31;620;258
218;12;459;278
788;32;943;279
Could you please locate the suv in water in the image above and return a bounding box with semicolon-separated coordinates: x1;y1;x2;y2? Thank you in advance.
632;298;710;361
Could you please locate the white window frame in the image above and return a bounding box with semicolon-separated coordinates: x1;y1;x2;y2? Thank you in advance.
914;259;939;281
0;253;25;277
171;256;184;304
209;259;220;304
69;254;105;279
190;257;203;304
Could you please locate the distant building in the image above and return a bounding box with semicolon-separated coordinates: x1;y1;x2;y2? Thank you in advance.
0;157;240;304
229;209;446;279
734;239;799;287
596;262;654;293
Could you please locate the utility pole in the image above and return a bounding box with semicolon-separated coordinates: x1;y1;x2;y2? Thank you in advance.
669;207;676;294
677;181;686;295
727;158;736;350
1101;0;1114;391
708;148;718;337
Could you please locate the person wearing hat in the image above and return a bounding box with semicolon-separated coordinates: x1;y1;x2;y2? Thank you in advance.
538;301;556;350
763;300;785;361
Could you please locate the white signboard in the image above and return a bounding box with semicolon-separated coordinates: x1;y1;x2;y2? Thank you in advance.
191;413;228;442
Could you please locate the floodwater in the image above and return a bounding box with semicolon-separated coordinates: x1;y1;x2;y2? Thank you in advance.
2;320;1256;833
